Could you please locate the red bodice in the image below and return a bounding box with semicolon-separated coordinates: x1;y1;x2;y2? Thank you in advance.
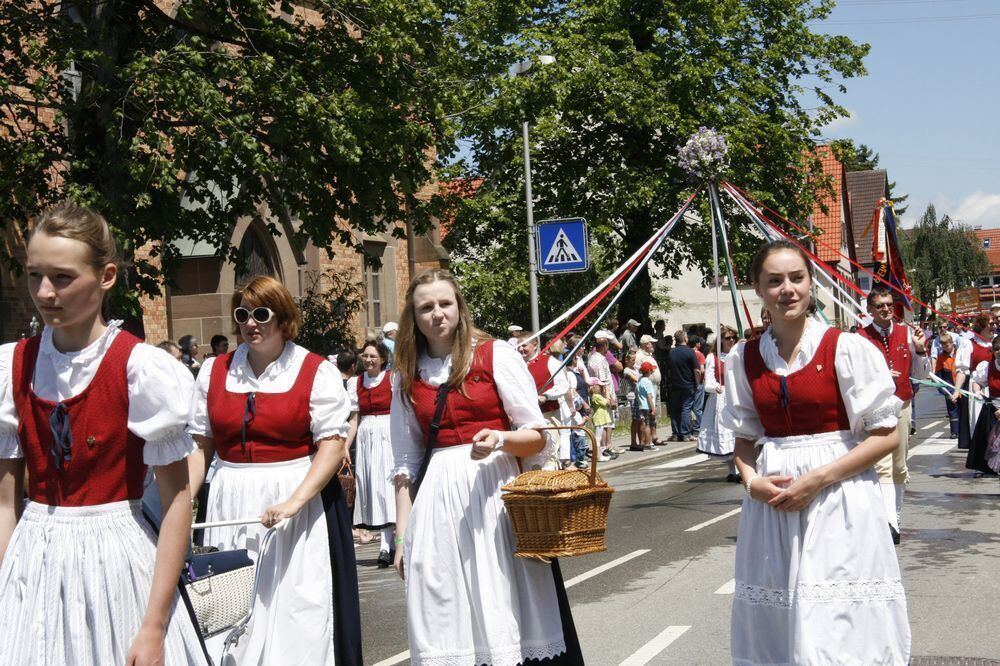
988;360;1000;397
411;341;512;448
527;352;559;413
208;351;325;463
859;323;913;401
12;332;147;507
971;339;992;371
357;373;392;416
743;328;850;438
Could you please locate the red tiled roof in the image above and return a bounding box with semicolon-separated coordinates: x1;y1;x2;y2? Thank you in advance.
810;146;849;262
973;229;1000;271
845;170;890;266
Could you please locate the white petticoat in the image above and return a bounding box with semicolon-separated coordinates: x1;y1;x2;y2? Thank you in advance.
203;456;336;665
0;500;206;666
697;391;735;457
353;413;396;529
732;431;911;665
404;444;567;666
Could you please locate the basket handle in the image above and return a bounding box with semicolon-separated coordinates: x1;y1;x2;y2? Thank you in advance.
536;425;600;486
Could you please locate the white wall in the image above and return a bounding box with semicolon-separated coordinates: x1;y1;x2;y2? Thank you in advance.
651;263;764;333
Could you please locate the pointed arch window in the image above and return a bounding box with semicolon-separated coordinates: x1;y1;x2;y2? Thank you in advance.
235;226;276;287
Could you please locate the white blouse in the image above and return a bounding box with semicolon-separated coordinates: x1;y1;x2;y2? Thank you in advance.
346;370;389;413
721;318;901;442
188;341;350;442
0;321;196;466
704;352;725;394
389;340;553;480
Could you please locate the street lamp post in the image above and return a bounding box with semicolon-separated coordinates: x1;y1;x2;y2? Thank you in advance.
510;55;555;333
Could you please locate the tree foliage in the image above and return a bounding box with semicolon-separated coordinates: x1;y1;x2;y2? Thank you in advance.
296;268;365;355
444;0;870;327
901;204;990;318
0;0;468;310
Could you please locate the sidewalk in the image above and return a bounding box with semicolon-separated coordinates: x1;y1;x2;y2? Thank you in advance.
591;432;700;473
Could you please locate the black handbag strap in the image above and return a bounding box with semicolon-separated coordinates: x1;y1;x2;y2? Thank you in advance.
413;384;451;497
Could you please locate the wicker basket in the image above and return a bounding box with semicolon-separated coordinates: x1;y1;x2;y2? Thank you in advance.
501;426;614;561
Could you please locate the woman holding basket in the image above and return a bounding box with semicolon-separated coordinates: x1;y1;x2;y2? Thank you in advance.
187;275;361;665
390;269;583;666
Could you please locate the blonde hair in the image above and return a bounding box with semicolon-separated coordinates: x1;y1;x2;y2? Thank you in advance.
231;275;302;341
32;201;120;271
394;269;491;399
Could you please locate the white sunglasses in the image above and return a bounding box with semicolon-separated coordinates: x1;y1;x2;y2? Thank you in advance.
233;306;276;325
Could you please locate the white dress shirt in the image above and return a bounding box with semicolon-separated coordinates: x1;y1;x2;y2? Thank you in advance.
0;321;196;465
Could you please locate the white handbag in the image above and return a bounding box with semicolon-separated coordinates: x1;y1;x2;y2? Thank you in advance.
186;519;277;661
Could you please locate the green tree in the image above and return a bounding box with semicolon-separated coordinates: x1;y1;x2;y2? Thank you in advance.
0;0;466;310
830;139;908;214
902;203;990;319
445;0;869;328
296;268;365;355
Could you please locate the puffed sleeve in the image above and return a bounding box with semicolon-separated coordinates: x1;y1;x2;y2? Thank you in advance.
955;339;972;375
389;371;425;481
703;354;720;393
0;343;22;459
906;328;930;380
346;376;359;413
835;333;901;434
186;356;215;439
971;361;989;389
720;342;764;442
309;360;351;442
492;341;558;470
127;345;198;466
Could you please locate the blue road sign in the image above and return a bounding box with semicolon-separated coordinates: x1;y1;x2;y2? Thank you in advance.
536;218;589;274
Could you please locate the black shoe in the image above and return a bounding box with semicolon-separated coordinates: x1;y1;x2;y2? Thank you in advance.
377;550;391;568
889;524;900;545
909;424;916;436
725;473;741;484
629;445;644;452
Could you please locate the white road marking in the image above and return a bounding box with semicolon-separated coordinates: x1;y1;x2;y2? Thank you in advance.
651;453;711;469
920;420;941;431
372;651;409;666
714;578;736;595
908;442;956;458
685;506;742;532
619;625;692;665
564;549;651;588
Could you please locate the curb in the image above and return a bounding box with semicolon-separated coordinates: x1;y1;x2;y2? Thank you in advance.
595;437;700;473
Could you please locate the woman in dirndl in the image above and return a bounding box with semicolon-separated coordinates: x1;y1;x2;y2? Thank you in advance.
967;335;1000;475
346;338;397;566
187;275;361;665
697;325;739;483
721;240;910;665
0;202;207;665
390;268;583;666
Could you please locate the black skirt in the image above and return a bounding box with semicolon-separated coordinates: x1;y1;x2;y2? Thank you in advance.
966;401;999;475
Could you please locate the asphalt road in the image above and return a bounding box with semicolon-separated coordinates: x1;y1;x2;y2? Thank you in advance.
357;387;1000;665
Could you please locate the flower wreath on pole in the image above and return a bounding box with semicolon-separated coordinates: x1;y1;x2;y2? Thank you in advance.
677;127;730;183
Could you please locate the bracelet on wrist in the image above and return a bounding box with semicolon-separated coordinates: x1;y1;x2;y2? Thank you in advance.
394;535;405;546
491;429;506;451
744;474;758;495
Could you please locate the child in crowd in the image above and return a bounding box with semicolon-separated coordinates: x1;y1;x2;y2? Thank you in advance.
589;380;613;460
637;362;657;448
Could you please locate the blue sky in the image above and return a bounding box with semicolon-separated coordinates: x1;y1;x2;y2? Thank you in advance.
815;0;1000;228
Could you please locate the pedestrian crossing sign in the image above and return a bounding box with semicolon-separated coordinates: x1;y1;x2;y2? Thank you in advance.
536;218;589;274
